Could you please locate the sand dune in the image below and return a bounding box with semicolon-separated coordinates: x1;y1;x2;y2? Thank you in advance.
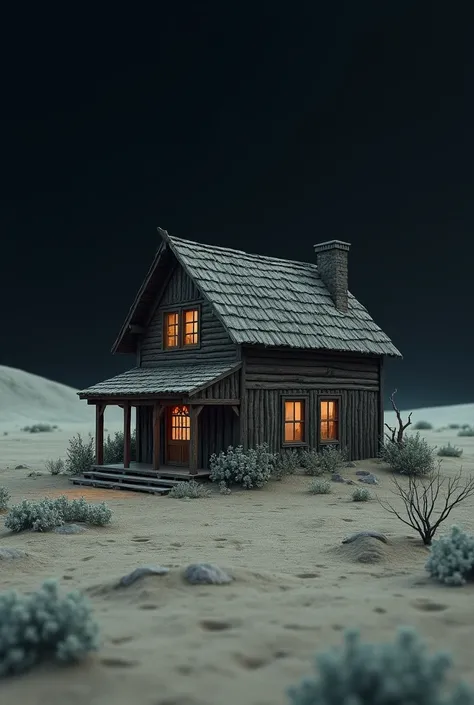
385;401;474;428
1;376;474;704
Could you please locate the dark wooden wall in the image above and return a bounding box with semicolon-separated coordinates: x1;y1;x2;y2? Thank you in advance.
241;346;382;460
136;403;239;468
191;370;240;400
139;264;238;365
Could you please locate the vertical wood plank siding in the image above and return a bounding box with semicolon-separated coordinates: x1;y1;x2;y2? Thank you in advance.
241;347;382;461
140;265;238;365
190;370;240;400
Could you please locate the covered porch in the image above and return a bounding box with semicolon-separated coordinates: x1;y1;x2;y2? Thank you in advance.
77;361;242;477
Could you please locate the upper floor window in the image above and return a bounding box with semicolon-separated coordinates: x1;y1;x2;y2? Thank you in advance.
163;307;200;349
320;399;339;441
283;398;306;445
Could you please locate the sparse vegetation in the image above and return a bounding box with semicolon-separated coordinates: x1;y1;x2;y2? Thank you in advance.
64;433;95;475
301;446;347;476
0;487;10;511
438;443;463;458
425;525;474;586
273;449;300;479
308;478;332;494
413;420;433;430
45;458;65;475
384;389;412;444
380;432;436;476
4;495;112;533
458;428;474;437
286;626;474;705
352;487;371;502
21;423;57;433
378;466;474;546
103;429;136;464
168;480;212;499
0;579;100;677
209;443;277;489
448;423;461;429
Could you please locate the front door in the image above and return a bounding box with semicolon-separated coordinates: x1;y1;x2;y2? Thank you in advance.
166;405;190;465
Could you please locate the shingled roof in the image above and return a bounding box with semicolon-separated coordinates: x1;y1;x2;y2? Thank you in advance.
158;232;401;357
78;361;240;398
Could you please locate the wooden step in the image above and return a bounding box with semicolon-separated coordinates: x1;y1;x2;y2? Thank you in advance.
83;470;182;487
70;477;171;495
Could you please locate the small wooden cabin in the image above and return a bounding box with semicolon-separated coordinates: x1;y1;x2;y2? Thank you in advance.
78;229;401;478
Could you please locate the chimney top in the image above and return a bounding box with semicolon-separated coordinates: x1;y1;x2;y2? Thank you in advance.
313;240;351;254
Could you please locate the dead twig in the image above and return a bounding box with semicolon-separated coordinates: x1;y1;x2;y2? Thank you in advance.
384;389;412;445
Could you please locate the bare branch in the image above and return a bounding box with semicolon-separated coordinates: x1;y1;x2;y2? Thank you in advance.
378;467;474;545
385;390;413;445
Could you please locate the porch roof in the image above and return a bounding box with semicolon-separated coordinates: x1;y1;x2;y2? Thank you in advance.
78;361;241;398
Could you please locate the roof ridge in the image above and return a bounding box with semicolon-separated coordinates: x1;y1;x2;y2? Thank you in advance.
167;233;318;271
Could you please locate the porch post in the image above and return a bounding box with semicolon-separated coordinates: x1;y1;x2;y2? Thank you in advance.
189;405;204;475
152;404;164;471
123;403;131;469
95;403;105;465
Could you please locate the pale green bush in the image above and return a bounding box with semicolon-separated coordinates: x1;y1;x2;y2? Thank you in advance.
273;449;300;479
413;420;433;430
352;487;371;502
308;479;331;495
0;579;99;677
65;433;95;475
209;443;277;489
379;433;436;476
4;496;112;532
168;480;212;499
45;458;65;475
437;443;463;458
425;525;474;586
0;487;10;511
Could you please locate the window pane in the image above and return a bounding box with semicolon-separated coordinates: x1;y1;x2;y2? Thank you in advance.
284;422;295;442
320;401;328;421
294;401;302;421
183;309;199;345
294;422;303;441
328;421;338;440
285;402;294;421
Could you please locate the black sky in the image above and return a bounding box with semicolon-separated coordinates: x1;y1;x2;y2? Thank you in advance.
1;3;473;410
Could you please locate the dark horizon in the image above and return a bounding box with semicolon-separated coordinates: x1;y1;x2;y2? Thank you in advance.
1;4;473;411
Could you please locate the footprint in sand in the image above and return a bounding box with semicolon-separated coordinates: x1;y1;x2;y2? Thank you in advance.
234;653;268;670
131;537;151;543
373;607;387;614
100;657;139;668
411;599;448;613
82;556;94;561
110;636;134;645
139;604;159;610
199;619;234;632
342;518;355;523
296;572;320;579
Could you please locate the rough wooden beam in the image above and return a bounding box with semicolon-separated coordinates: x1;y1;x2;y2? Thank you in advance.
95;404;105;465
123;403;132;469
152;404;165;471
231;405;240;417
189;405;204;475
182;398;240;406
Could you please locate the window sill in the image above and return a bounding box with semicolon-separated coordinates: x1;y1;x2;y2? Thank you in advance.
319;440;339;445
282;442;308;448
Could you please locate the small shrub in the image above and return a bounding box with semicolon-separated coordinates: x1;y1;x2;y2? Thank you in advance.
308;478;331;494
448;424;461;429
0;487;10;511
437;443;463;458
352;487;371;502
425;525;474;586
103;430;136;464
168;480;212;499
461;423;472;430
0;579;100;677
65;433;95;476
379;432;436;476
219;481;232;495
286;626;474;705
4;495;112;532
45;458;65;475
3;431;8;436
273;449;300;480
458;428;474;437
300;449;325;476
21;423;55;433
209;443;277;489
413;420;433;430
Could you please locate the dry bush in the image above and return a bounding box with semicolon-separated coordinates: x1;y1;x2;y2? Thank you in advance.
379;465;474;546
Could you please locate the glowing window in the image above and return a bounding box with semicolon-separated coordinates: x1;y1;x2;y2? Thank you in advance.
171;405;190;441
164;312;179;349
320;399;339;441
284;400;305;443
183;308;199;346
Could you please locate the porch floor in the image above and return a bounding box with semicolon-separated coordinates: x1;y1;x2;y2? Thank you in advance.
91;462;210;479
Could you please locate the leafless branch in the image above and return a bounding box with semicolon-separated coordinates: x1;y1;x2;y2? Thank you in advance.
378;466;474;545
384;389;413;445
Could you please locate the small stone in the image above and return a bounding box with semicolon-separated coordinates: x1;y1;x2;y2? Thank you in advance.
342;531;388;545
118;565;169;588
331;473;346;483
183;563;233;585
15;464;29;470
355;470;371;476
0;547;27;560
345;461;357;468
54;523;87;534
359;474;378;485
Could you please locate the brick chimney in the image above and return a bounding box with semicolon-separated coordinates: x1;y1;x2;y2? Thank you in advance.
313;240;351;312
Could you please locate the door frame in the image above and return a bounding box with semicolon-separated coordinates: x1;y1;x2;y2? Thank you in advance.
165;404;191;466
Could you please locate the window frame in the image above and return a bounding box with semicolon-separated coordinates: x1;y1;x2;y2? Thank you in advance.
161;303;201;350
318;394;342;445
281;394;309;448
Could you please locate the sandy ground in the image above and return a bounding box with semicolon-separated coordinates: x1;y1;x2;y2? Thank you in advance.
1;420;474;705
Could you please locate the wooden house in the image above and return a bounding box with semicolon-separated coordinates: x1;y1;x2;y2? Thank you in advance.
76;228;401;491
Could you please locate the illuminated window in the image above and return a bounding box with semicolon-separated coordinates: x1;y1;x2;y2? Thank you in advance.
320;399;339;441
171;405;190;441
183;308;199;346
164;312;179;349
283;399;305;444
